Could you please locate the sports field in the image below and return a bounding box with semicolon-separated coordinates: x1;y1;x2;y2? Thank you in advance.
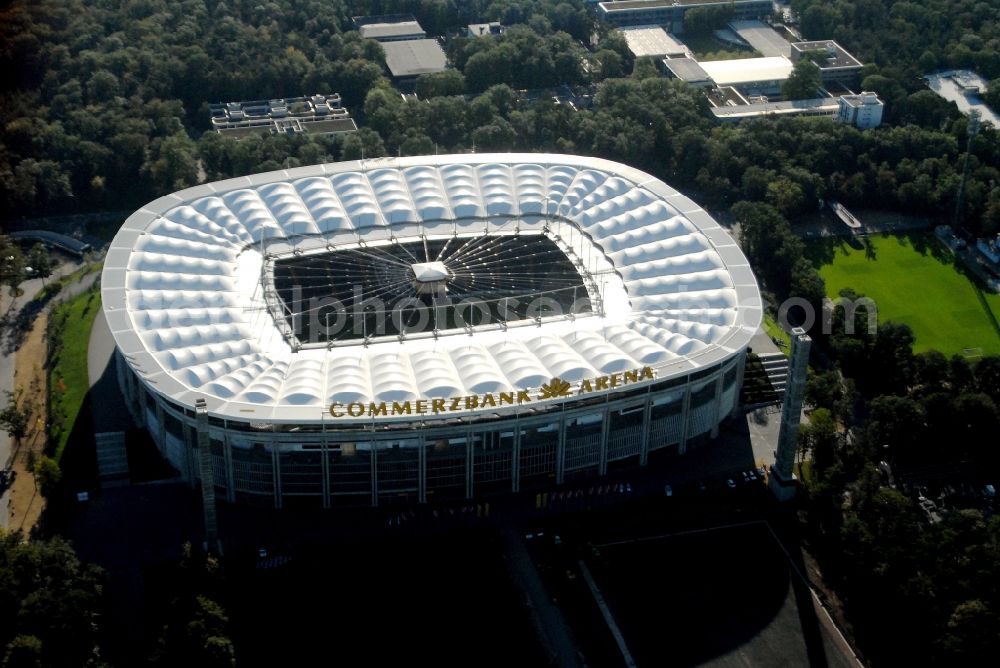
809;232;1000;356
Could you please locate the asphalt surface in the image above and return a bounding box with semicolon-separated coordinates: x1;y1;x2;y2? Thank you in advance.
0;259;86;529
88;309;134;434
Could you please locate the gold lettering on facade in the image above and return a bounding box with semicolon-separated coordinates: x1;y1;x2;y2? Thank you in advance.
329;366;657;418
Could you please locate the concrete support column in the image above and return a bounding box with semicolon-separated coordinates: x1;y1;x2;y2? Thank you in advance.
465;432;474;499
730;351;747;418
639;396;652;466
181;422;197;487
135;382;148;428
154;401;166;453
271;442;282;509
598;408;610;476
370;442;379;508
223;433;236;503
555;414;567;484
418;438;427;504
710;373;725;439
511;426;521;493
194;399;219;551
320;443;330;509
678;387;692;455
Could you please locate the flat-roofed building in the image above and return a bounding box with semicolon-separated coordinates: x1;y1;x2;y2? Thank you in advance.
619;25;689;58
468;21;504;37
728;20;791;57
208;94;357;139
354;15;426;42
712;96;841;122
382;39;449;89
837;92;884;129
790;40;863;86
598;0;772;31
662;57;713;87
699;56;793;95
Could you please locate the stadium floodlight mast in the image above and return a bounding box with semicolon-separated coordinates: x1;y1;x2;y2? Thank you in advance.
955;109;981;229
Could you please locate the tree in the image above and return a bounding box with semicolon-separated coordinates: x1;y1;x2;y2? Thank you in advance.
415;69;465;99
0;390;31;447
25;244;54;285
0;236;26;300
782;59;822;100
151;543;235;667
0;533;104;666
3;634;43;668
985;79;1000;112
32;456;61;497
939;600;1000;663
802;409;840;475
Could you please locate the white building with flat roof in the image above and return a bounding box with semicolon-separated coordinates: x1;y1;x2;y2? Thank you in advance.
837;92;884;129
699;56;793;95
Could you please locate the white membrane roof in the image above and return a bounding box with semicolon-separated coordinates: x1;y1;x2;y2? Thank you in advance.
103;154;761;424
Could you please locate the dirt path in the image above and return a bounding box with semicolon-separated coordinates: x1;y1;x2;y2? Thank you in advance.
6;310;50;534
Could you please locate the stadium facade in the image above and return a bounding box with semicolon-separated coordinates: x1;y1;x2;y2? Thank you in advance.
102;154;761;507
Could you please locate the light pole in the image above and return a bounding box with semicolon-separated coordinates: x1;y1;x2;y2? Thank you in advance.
954;109;981;231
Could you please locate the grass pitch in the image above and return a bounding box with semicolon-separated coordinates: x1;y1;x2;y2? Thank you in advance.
808;232;1000;356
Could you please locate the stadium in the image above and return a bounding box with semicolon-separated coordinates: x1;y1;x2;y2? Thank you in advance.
102;153;761;507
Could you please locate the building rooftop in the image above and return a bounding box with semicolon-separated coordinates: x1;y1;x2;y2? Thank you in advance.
359;21;425;41
924;70;1000;127
663;57;711;83
790;40;863;70
706;86;750;108
381;39;448;78
839;92;882;108
711;96;839;120
619;26;689;57
699;56;793;86
468;22;503;37
729;20;790;57
602;0;767;9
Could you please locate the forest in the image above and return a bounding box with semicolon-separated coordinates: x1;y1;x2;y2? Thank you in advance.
1;0;999;239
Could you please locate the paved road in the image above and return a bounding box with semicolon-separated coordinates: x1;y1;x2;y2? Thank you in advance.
0;261;100;529
0;260;83;466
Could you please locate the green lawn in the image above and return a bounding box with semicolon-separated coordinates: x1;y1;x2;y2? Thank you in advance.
49;285;101;461
809;232;1000;356
763;313;791;354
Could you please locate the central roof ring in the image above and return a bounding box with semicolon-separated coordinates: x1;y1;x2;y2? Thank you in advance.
258;215;621;350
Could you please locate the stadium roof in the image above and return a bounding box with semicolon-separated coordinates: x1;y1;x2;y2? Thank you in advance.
699;57;793;86
381;39;448;78
103;154;761;424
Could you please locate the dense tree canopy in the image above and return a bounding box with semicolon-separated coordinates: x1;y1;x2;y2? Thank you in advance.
0;533;105;667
